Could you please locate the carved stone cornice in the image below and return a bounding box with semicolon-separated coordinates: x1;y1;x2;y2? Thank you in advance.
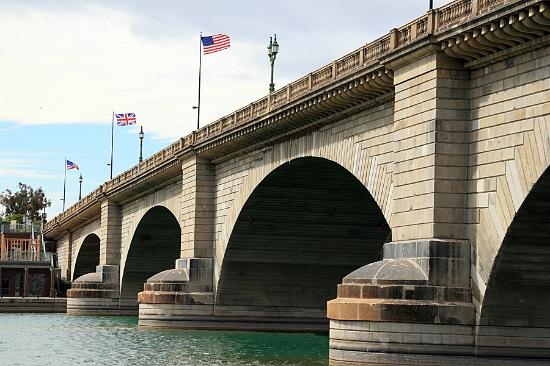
439;1;550;61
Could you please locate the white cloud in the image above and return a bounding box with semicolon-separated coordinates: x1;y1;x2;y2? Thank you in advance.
0;168;60;180
0;5;267;141
0;158;61;180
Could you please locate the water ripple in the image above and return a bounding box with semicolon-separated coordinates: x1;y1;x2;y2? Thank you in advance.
0;314;328;366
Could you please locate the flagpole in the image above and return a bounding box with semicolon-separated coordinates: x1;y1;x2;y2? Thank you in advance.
197;32;202;130
110;109;114;179
62;157;67;211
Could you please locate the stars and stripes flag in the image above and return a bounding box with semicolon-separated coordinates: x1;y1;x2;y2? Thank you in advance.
201;34;230;55
66;160;79;170
116;113;137;126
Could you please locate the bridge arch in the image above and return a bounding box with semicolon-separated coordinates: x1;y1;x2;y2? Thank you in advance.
215;156;390;323
119;205;181;312
214;121;395;280
72;233;100;281
479;165;550;330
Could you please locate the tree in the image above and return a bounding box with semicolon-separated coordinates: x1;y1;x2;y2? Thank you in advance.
0;183;51;223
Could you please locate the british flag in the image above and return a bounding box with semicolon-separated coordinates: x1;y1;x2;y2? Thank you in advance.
116;113;137;126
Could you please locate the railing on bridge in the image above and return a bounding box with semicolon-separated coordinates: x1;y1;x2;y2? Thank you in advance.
46;0;518;230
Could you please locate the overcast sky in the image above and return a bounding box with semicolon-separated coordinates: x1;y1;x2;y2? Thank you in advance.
0;0;449;218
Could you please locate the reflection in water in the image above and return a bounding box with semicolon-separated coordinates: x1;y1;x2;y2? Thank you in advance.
0;314;328;366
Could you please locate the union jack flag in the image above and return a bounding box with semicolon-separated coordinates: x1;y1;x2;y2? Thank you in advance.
66;160;79;170
116;113;137;126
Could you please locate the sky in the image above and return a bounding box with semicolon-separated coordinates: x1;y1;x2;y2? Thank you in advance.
0;0;449;218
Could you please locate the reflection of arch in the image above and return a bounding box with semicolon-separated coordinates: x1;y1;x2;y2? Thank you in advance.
215;157;390;321
480;166;550;328
120;206;181;311
73;233;100;281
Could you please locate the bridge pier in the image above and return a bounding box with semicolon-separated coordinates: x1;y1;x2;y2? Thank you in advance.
67;198;124;315
138;258;215;328
328;48;475;362
328;240;475;365
67;265;121;315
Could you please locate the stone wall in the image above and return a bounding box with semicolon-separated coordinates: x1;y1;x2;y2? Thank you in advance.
56;233;70;280
180;155;215;259
469;44;550;312
391;52;470;241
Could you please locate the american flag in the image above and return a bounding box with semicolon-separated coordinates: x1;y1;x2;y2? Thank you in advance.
116;113;137;126
201;34;230;55
66;160;79;170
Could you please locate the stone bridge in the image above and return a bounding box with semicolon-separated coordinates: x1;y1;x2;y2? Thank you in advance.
45;0;550;364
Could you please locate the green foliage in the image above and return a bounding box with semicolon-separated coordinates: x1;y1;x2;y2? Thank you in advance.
0;183;51;222
4;213;25;223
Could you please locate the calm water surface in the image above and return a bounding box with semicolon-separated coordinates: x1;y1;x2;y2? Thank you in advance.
0;314;328;366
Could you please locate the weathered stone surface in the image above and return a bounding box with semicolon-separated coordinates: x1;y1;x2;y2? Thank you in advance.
343;259;428;286
147;269;189;284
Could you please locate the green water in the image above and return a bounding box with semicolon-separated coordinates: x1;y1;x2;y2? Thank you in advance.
0;314;328;366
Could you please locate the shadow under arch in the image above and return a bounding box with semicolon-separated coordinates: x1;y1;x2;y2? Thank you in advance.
215;156;390;327
120;205;181;312
480;166;550;330
73;233;100;281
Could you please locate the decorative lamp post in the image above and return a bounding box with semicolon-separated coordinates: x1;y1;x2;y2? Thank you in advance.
267;34;279;93
41;197;49;254
78;174;83;201
139;126;144;163
40;194;49;223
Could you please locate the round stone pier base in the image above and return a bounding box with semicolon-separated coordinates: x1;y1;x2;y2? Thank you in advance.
67;265;121;315
329;319;475;365
328;240;476;364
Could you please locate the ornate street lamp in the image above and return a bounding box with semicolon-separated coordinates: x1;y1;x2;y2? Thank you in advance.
267;34;279;93
40;197;49;253
78;174;83;201
40;194;49;222
139;126;144;163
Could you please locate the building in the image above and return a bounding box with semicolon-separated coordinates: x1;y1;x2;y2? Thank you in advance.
0;222;58;297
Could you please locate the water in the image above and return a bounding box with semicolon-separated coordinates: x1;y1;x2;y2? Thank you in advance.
0;314;328;366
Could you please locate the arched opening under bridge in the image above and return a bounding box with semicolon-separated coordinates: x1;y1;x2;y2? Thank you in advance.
120;206;181;313
73;233;100;281
216;157;390;329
